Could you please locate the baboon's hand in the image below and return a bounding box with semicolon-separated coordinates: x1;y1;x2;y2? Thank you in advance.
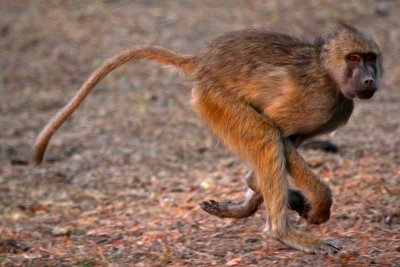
305;206;331;225
288;189;331;224
288;189;310;219
305;192;332;224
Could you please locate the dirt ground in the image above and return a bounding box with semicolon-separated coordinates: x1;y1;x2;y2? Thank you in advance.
1;1;399;266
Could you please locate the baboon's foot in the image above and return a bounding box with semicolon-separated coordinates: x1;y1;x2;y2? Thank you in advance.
271;230;343;254
200;198;260;219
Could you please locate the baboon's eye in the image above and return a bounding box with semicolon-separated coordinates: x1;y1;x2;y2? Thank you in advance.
364;54;376;63
348;54;361;64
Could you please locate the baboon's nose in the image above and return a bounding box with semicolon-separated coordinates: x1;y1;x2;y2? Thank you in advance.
363;78;374;85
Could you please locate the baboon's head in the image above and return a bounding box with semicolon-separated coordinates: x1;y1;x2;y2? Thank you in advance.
317;23;382;100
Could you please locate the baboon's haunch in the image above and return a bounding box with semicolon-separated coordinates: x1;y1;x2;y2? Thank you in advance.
33;24;382;254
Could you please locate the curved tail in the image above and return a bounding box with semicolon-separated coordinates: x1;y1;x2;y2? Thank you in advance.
33;46;198;165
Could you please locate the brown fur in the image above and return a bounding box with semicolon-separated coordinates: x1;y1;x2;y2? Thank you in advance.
33;24;382;254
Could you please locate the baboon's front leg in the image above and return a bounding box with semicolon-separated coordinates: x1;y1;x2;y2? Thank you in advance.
284;139;333;225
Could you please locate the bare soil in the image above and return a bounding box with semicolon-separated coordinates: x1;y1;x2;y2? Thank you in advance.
1;1;399;266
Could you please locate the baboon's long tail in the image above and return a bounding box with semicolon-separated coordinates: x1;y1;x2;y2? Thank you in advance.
33;46;198;165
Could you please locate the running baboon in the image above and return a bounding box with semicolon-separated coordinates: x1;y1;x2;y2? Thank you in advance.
33;24;382;254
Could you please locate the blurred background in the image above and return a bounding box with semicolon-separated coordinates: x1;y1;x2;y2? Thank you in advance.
0;1;399;266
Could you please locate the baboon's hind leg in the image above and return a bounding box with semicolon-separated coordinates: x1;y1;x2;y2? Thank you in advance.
200;189;263;219
200;171;262;218
200;171;310;219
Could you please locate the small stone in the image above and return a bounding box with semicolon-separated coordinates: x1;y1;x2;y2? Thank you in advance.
51;226;71;236
200;179;215;189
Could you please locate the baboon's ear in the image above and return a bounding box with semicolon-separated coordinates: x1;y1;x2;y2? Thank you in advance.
314;33;335;55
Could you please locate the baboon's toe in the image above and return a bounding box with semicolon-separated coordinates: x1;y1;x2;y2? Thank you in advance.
200;200;223;216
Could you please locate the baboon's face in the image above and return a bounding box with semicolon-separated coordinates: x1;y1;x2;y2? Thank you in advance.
342;52;379;100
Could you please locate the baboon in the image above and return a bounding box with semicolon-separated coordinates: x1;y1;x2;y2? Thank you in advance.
33;24;382;254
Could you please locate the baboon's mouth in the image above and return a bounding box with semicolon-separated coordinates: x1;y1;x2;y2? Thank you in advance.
356;90;375;99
